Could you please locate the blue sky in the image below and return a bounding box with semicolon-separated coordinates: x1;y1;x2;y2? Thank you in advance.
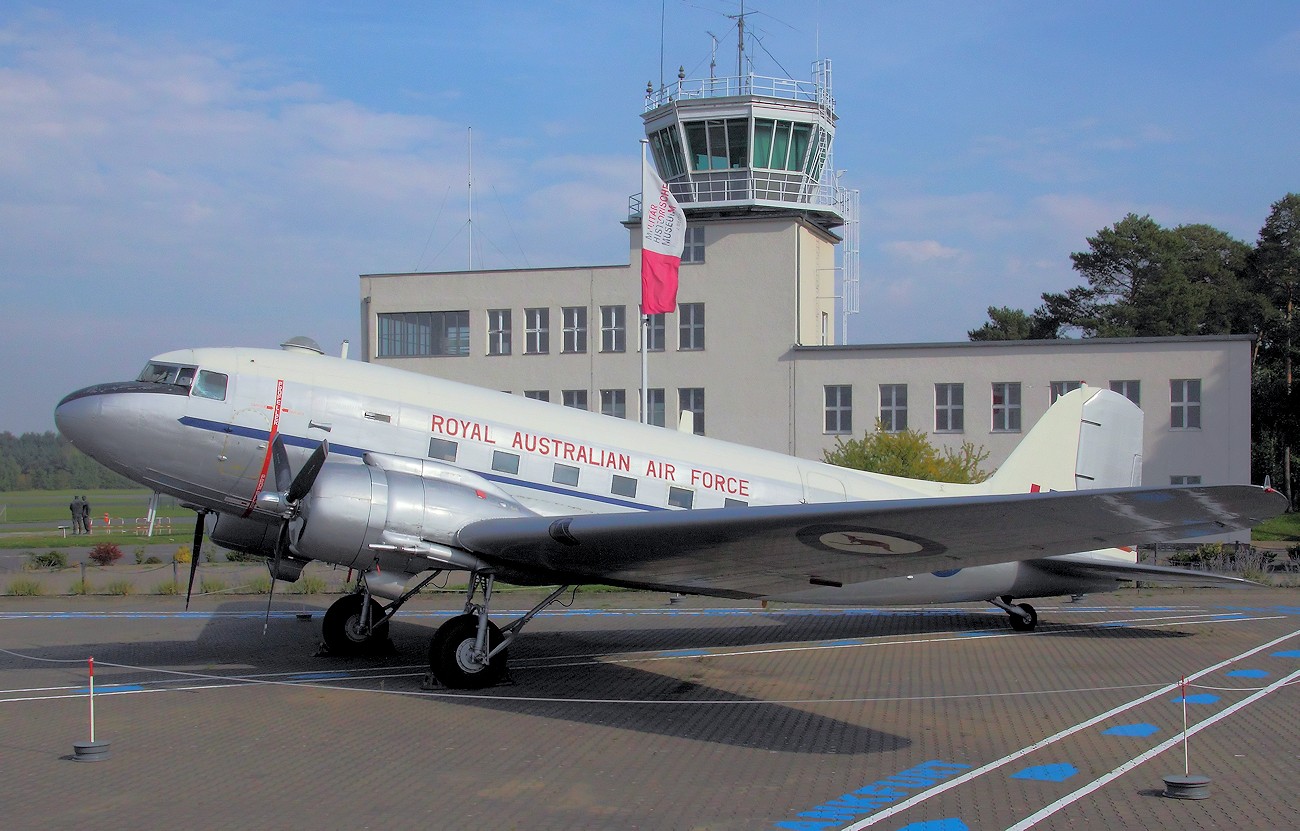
2;1;1298;433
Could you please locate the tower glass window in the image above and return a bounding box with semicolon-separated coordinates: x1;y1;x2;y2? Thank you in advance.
684;118;748;171
648;126;686;180
752;119;814;172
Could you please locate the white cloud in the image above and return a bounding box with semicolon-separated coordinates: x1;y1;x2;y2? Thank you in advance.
882;239;964;263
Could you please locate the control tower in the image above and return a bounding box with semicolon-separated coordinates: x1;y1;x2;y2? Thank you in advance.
639;59;859;337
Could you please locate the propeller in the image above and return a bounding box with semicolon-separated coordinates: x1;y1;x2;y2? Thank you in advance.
263;439;329;633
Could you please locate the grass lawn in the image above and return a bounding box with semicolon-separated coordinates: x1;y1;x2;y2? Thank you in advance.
1252;510;1300;542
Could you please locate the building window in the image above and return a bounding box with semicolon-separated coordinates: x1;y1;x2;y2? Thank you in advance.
1171;379;1202;430
553;463;580;486
561;306;587;354
611;474;638;498
525;308;549;355
646;314;666;352
562;390;587;410
647;126;686;180
491;451;519;475
992;382;1022;432
1050;380;1083;404
600;305;626;353
824;385;852;434
646;388;666;427
376;311;469;357
1110;379;1141;406
935;383;964;433
668;486;695;509
682;226;705;264
679;303;705;351
679;388;705;435
428;437;458;462
1171;475;1203;485
601;389;627;419
879;384;907;433
486;309;511;356
524;390;550;402
752;118;815;173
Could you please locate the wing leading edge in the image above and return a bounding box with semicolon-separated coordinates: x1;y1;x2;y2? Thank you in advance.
456;485;1286;598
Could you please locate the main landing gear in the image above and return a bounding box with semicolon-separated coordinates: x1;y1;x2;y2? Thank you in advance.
990;595;1038;632
427;572;573;689
319;569;572;690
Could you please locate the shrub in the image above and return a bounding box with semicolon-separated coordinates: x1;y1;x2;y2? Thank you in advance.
69;579;93;595
245;574;272;594
222;549;262;563
104;579;135;596
144;556;162;564
7;577;45;596
289;575;327;595
88;542;124;566
28;550;67;570
152;580;180;595
199;577;227;595
174;545;191;564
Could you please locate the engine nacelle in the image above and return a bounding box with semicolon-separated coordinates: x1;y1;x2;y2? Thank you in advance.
291;454;534;572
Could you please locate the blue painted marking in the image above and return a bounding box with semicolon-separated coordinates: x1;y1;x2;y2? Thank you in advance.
288;672;355;681
1010;763;1077;782
1133;606;1177;611
957;631;995;638
898;821;969;831
1173;693;1219;704
659;649;712;658
1274;650;1300;658
73;684;143;694
1099;622;1130;629
773;760;971;830
1103;723;1159;737
817;639;861;647
1226;669;1269;679
931;569;961;578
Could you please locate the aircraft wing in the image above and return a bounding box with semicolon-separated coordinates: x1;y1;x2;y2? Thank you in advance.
1030;552;1260;587
456;485;1285;598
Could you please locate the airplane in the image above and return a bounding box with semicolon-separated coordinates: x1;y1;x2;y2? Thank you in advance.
54;336;1285;688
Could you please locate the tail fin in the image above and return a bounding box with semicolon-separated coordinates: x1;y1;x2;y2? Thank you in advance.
981;387;1143;495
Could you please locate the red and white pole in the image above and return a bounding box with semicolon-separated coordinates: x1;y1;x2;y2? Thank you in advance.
88;656;96;742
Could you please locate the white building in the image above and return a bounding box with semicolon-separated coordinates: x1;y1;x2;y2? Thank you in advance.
359;61;1252;492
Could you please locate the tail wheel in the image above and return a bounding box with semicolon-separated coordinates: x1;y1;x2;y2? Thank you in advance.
429;613;508;689
1009;602;1038;632
322;593;390;655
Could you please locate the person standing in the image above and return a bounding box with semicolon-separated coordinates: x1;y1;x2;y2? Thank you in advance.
69;495;83;535
81;496;91;535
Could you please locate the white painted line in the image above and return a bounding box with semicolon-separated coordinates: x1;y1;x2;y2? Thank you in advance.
838;625;1300;830
1005;664;1300;830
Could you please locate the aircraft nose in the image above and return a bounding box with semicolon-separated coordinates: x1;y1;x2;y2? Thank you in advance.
54;386;105;449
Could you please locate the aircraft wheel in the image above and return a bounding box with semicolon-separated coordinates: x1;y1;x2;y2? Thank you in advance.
1009;602;1037;632
429;613;508;689
322;593;390;655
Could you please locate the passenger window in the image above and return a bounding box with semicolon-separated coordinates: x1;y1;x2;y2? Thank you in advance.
192;370;228;401
553;463;579;486
611;474;637;498
668;486;694;509
492;451;520;475
428;437;458;462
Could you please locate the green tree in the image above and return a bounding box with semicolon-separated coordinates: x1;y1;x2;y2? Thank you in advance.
967;306;1059;341
823;421;990;483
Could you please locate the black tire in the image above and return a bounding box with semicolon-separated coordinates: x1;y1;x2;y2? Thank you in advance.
1009;602;1038;632
429;613;508;689
321;593;390;656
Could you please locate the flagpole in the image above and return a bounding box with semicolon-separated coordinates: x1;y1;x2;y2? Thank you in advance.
640;140;650;424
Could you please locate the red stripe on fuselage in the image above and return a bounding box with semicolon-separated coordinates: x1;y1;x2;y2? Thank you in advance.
241;379;284;517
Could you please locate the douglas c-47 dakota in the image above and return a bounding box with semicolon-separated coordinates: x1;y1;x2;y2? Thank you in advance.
54;337;1285;688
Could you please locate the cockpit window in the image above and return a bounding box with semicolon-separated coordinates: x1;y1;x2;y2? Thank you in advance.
193;370;228;401
136;362;196;388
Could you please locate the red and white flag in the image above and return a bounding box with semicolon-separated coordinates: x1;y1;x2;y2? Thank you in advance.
640;156;686;315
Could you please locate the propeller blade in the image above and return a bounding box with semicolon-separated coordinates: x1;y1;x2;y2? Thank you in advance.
287;440;329;504
185;510;206;611
263;521;289;635
271;435;293;494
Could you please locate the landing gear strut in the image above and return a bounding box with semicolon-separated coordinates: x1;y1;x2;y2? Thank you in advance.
320;569;443;656
991;595;1038;632
427;572;572;689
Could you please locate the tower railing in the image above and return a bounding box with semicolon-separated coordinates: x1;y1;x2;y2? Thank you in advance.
645;67;835;119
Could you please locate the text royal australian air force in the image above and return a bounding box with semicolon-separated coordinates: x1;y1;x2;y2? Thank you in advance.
429;412;751;497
